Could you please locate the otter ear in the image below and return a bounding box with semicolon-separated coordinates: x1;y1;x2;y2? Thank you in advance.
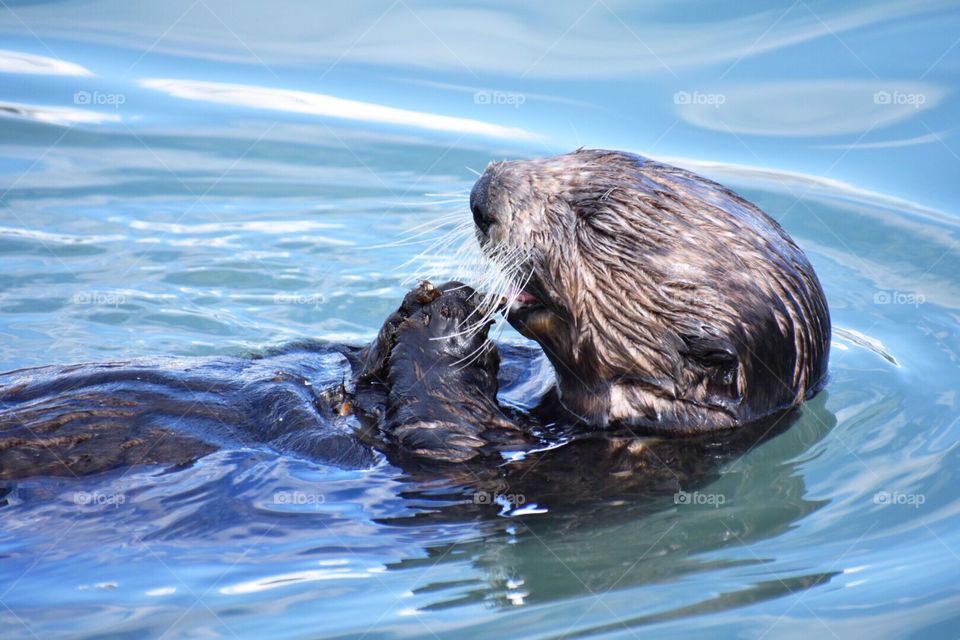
676;320;738;370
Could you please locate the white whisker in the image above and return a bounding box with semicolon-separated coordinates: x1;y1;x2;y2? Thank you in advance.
380;198;468;207
388;195;532;358
368;225;467;250
424;191;470;198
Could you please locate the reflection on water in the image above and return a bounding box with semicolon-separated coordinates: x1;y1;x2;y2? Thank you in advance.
140;78;537;140
1;0;959;638
675;80;945;137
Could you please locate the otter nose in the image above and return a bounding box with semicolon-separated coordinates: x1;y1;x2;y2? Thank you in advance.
470;172;496;235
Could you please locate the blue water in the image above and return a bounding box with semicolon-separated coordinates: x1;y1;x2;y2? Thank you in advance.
1;1;959;638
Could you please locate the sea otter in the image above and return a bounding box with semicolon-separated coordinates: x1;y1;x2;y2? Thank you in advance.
0;280;800;510
0;149;829;490
469;149;830;434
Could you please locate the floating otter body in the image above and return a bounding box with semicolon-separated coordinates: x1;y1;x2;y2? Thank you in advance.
0;149;829;498
0;282;494;479
470;149;830;433
0;281;798;510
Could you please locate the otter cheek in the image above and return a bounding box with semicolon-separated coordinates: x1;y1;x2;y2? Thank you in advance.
509;311;556;341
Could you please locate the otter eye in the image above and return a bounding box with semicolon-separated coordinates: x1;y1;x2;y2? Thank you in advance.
576;204;601;223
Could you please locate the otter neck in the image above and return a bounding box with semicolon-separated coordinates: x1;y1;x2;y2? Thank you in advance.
552;375;652;429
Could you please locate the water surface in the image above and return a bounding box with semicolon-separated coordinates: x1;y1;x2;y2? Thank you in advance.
1;1;959;638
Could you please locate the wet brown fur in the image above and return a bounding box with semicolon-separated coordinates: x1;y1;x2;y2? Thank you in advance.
471;149;831;433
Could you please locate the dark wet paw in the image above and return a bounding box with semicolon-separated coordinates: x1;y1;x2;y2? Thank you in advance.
355;280;485;385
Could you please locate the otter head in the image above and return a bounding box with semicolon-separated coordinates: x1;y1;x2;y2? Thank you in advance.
470;149;830;431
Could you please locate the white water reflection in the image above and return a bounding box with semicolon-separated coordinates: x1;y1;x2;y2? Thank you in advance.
141;78;537;140
0;49;93;76
676;81;944;137
0;1;952;77
817;130;953;150
220;567;374;595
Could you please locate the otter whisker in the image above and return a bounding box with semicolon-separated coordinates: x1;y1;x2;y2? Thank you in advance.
399;220;476;282
421;246;522;341
446;271;529;371
373;229;465;251
377;224;470;251
460;270;529;337
448;338;497;371
423;190;470;198
382;198;469;207
394;199;533;353
445;245;531;340
450;301;516;371
396;210;467;236
415;225;483;275
398;219;472;263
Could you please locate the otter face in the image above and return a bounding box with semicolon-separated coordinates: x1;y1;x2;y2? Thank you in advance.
469;157;578;348
470;152;630;422
470;149;831;431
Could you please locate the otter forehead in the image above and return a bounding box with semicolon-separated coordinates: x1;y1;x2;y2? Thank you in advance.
474;149;800;258
473;150;693;240
473;152;602;246
483;150;653;199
